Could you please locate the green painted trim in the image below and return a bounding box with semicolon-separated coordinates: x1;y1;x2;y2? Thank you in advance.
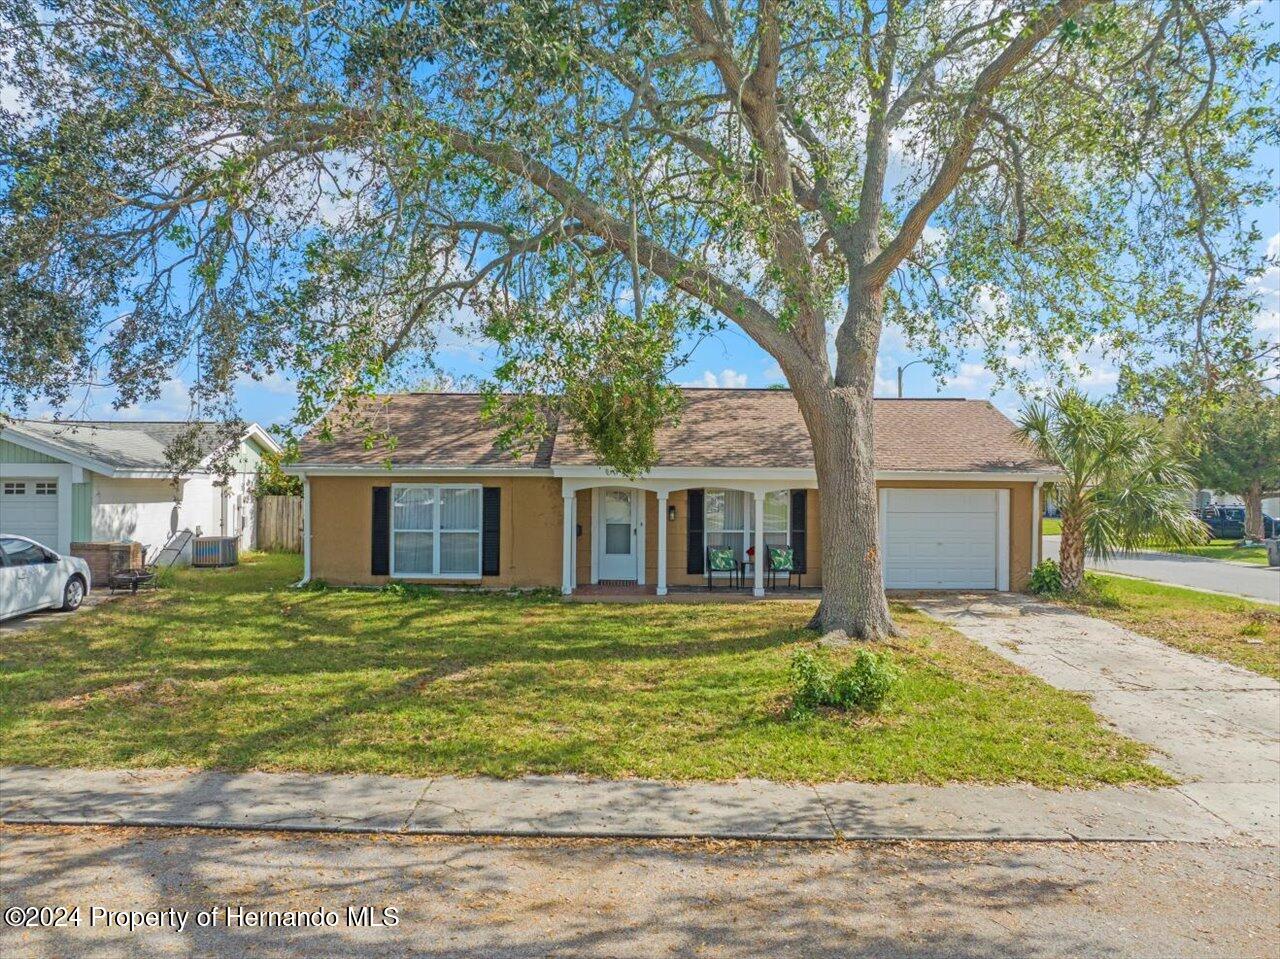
72;480;93;541
0;437;64;465
231;436;267;474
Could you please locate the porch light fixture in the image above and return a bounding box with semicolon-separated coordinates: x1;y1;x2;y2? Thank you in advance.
667;504;677;522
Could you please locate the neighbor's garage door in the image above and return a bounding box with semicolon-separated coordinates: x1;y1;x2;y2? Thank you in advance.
881;489;1003;590
0;478;60;547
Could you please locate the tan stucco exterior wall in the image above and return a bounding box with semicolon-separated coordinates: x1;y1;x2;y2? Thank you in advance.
308;477;1036;592
308;474;564;588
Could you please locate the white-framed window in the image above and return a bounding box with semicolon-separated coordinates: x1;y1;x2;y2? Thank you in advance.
704;489;789;562
34;481;57;495
391;483;482;578
2;482;25;495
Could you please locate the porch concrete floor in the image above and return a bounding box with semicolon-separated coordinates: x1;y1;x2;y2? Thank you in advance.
566;586;822;603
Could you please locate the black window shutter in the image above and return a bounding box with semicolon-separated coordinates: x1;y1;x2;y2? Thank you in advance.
686;488;705;574
371;486;391;576
790;489;808;573
482;486;501;576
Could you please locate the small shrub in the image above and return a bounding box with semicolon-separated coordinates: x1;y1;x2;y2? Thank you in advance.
151;566;178;589
1028;561;1120;608
379;581;440;600
302;578;330;592
789;647;899;717
1028;559;1062;595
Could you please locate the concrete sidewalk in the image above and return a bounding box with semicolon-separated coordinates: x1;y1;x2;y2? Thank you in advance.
0;764;1257;843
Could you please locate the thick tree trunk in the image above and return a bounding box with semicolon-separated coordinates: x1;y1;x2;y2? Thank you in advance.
787;281;897;640
1243;482;1264;542
1058;511;1086;594
796;385;898;640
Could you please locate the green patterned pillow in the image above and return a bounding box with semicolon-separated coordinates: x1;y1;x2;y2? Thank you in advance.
767;546;795;571
708;547;736;572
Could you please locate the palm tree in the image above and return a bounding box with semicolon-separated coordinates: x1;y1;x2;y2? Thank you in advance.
1017;390;1204;594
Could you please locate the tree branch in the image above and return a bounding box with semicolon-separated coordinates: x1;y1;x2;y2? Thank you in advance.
861;0;1096;290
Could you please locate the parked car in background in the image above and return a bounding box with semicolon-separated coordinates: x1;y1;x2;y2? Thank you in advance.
0;535;91;621
1194;505;1279;541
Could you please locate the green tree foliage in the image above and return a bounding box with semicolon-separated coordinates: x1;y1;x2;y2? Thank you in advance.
1196;387;1280;540
1018;390;1204;592
1;0;1275;634
254;450;303;497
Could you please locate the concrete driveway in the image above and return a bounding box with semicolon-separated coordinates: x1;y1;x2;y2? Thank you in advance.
0;592;121;636
916;592;1280;841
1043;535;1279;603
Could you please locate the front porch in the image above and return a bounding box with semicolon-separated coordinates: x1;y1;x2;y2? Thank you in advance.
557;475;817;598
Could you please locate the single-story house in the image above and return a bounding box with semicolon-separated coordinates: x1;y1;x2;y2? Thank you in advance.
289;388;1059;595
0;419;280;561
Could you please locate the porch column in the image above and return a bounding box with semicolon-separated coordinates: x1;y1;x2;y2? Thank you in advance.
561;491;576;595
656;491;669;596
753;490;765;597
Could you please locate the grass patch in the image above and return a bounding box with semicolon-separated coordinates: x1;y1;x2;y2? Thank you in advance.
1059;574;1280;680
1042;517;1062;535
1161;540;1269;565
0;553;1168;787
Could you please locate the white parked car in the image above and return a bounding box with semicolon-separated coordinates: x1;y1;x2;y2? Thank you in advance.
0;535;92;621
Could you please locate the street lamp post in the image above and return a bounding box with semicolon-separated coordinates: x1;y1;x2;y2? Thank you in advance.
896;359;926;398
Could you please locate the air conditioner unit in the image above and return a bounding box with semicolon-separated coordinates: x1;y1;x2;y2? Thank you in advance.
192;536;239;567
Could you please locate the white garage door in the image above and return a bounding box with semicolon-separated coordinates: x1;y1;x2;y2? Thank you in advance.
0;478;60;547
882;489;1004;590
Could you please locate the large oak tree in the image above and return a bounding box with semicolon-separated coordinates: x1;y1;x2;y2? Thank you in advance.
1;0;1275;636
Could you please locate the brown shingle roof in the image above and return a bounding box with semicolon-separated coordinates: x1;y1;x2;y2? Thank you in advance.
296;394;555;468
297;388;1053;473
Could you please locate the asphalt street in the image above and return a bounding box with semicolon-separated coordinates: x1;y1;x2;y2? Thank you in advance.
2;826;1277;959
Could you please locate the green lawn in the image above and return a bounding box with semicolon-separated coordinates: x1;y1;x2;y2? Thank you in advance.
1042;517;1061;535
1062;575;1280;680
0;553;1168;787
1164;540;1269;565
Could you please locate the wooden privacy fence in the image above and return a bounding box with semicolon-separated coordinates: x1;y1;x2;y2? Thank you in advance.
256;495;303;552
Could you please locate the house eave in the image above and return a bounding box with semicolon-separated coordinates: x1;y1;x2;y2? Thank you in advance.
284;463;553;477
0;425;122;476
286;462;1063;483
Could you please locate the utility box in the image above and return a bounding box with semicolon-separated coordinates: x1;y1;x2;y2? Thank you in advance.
192;536;239;568
1267;538;1280;568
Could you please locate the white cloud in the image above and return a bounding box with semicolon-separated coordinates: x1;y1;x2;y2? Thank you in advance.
686;368;748;388
235;370;293;396
113;377;195;421
946;362;993;392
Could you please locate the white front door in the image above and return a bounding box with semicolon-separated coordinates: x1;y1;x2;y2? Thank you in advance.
598;488;638;581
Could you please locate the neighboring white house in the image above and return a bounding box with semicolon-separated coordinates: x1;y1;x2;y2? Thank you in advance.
0;420;279;561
